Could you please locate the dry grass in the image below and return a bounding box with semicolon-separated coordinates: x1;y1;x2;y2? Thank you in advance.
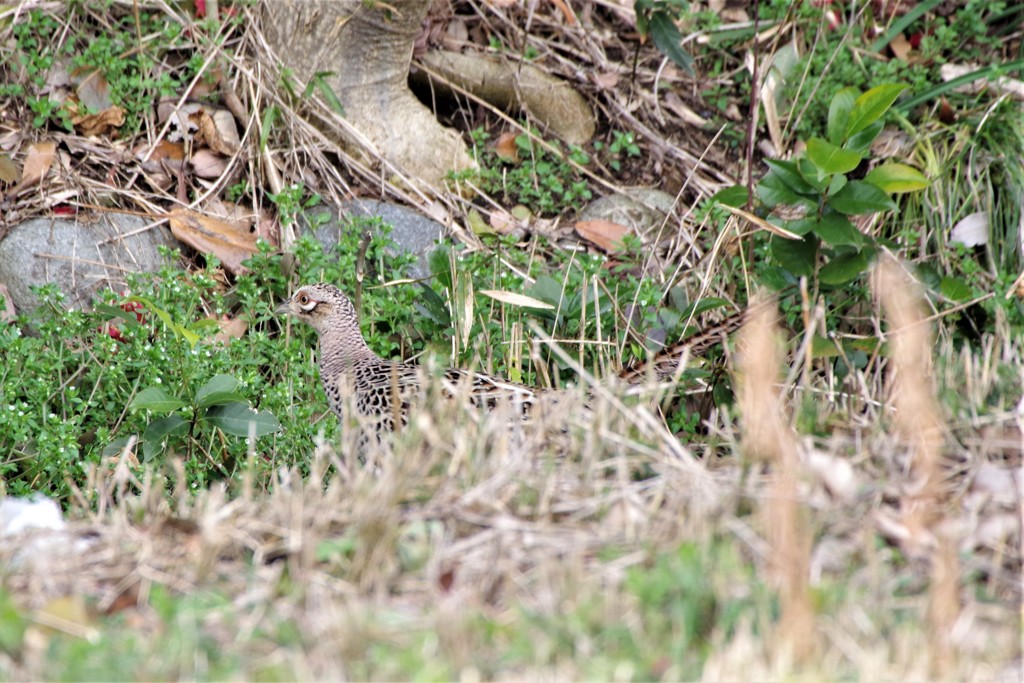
2;281;1021;679
0;1;1020;680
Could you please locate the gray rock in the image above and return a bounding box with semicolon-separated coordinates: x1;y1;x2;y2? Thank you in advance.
306;199;446;281
0;214;178;313
576;188;679;234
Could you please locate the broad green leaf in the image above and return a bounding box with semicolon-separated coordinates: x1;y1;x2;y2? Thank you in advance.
711;185;748;208
196;374;245;409
687;297;731;317
939;276;972;302
812;213;863;247
827;87;859;145
826;173;848;197
844;120;884;154
797;158;829;192
428;244;454;292
781;217;818;237
764;159;815;194
142;415;188;462
829;180;897;215
771;234;817;277
756;173;804;208
93;304;144;327
528;275;567;308
101;437;134;458
205;402;281;438
845;83;908;139
130;386;187;413
807;138;862;175
648;12;694;75
819;251;870;285
865;163;929;193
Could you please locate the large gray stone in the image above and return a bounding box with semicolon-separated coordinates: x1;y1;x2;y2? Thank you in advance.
0;214;178;313
307;199;446;281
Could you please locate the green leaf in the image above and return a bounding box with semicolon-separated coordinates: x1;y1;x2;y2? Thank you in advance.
865;163;929;193
129;296;175;331
428;244;454;292
687;297;731;317
757;173;804;208
827;87;859;145
845;83;908;139
93;304;143;327
844;120;884;155
826;173;848;197
142;415;189;462
797;158;829;192
205;402;281;438
771;234;817;277
259;105;279;152
811;213;863;247
781;217;818;237
711;185;748;208
811;334;843;359
309;71;346;116
195;374;244;409
764;159;815;195
648;12;694;75
130;386;187;413
829;180;897;215
129;296;202;347
939;276;972;302
819;251;870;285
807;138;862;175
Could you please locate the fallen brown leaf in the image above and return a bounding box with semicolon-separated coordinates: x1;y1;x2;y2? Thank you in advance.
193;107;240;156
191;148;229;178
21;141;57;185
213;315;248;343
72;67;113;111
70;105;126;137
575;219;631;252
168;209;259;274
149;139;185;162
0;153;19;184
889;32;913;61
493;132;519;163
11;141;57;194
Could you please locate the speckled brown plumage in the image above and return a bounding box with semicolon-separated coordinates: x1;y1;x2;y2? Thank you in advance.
280;283;766;444
278;283;536;435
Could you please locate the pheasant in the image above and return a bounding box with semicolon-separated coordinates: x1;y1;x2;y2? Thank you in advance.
278;283;537;435
279;283;757;437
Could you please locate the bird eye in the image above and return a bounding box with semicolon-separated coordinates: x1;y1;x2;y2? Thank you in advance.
298;294;309;305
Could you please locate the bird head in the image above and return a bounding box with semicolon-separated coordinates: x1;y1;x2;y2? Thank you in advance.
277;283;359;335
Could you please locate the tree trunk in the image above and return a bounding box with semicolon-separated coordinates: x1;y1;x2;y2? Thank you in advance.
262;0;474;191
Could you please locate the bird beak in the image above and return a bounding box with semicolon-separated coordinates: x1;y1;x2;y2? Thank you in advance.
275;300;292;315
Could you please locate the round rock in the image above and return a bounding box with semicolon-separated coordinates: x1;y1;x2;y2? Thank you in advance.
307;199;446;281
0;214;178;313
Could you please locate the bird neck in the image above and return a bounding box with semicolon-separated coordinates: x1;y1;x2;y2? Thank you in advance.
318;322;376;375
